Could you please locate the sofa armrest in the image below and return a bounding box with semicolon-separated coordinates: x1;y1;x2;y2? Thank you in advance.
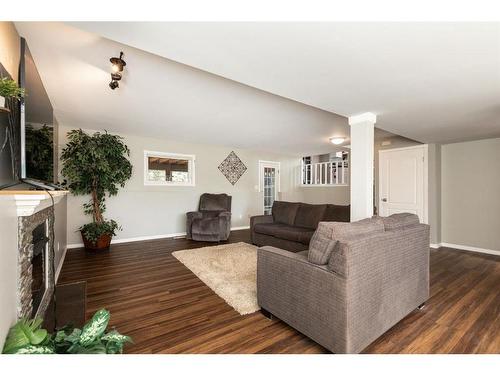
250;215;274;243
335;223;430;353
250;214;274;227
257;246;347;353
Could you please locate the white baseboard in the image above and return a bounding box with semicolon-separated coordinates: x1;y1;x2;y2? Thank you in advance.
433;242;499;256
67;226;250;249
230;226;250;231
430;243;440;249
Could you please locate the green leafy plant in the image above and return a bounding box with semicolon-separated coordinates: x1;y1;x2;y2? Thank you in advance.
0;77;25;100
2;318;50;354
60;129;132;245
2;309;132;354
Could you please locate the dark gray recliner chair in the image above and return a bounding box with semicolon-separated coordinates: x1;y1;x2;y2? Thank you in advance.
186;193;232;242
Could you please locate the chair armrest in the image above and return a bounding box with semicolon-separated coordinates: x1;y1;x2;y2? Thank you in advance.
187;211;203;219
186;211;203;239
218;211;231;218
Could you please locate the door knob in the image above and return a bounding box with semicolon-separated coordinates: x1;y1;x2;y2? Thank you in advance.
382;198;387;202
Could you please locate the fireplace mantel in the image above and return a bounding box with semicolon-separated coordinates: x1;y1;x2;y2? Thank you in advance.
0;190;68;217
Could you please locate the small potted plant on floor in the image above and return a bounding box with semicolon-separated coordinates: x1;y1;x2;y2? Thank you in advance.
61;129;132;251
0;76;25;110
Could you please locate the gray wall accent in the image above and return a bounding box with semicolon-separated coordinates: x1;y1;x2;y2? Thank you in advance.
441;137;500;251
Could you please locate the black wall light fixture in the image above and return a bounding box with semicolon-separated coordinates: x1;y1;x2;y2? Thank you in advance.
109;51;126;90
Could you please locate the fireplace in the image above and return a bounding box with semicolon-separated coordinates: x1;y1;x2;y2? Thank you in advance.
17;206;55;319
31;222;49;317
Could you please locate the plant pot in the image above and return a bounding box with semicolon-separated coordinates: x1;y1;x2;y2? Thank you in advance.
81;232;112;251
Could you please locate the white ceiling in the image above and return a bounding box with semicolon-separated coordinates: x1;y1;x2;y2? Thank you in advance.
69;22;500;144
15;22;373;157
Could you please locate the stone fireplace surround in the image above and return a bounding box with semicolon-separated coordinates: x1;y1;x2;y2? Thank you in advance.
0;190;67;320
18;205;55;319
0;190;68;349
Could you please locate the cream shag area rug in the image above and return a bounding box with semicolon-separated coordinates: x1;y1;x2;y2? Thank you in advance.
172;242;259;315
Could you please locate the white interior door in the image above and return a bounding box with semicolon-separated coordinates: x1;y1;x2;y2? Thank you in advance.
379;145;427;223
259;161;280;215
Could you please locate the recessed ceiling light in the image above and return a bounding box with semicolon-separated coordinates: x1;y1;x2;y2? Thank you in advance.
329;137;345;145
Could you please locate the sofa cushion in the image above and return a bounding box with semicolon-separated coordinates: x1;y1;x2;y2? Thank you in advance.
272;201;300;225
253;223;314;245
382;213;420;231
294;203;327;229
308;230;337;265
323;204;350;223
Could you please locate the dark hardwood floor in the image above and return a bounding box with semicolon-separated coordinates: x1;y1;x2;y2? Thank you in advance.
59;230;500;354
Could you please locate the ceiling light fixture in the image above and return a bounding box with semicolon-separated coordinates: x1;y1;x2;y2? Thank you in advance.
329;137;345;145
109;51;126;90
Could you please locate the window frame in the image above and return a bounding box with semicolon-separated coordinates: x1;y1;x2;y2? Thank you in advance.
143;150;196;187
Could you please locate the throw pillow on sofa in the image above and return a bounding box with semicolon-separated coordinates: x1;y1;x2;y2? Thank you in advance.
308;230;337;265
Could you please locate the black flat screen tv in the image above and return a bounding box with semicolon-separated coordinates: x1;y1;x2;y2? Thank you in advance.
0;37;56;189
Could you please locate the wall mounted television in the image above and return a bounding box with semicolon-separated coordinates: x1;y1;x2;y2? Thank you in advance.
0;37;56;189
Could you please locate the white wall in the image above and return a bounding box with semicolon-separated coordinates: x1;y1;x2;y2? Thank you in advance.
59;125;355;246
0;22;20;80
0;21;21;350
300;186;350;205
441;138;500;252
0;200;19;349
59;125;321;246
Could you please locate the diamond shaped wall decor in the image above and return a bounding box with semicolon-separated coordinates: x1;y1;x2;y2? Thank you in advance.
218;151;247;185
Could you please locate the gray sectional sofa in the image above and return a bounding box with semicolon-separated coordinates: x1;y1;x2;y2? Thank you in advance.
256;213;430;354
250;201;350;252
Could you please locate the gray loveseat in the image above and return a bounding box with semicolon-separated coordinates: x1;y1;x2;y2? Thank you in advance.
257;214;430;353
186;193;232;242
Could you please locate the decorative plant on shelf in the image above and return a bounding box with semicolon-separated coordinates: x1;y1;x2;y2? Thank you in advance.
0;77;25;108
2;309;132;354
61;129;132;251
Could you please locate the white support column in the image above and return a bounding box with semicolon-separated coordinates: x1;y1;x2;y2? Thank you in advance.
348;112;376;222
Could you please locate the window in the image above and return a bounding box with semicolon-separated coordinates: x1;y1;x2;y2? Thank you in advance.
144;151;195;186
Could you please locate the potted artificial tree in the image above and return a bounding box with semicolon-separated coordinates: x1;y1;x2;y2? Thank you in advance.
0;76;25;110
61;129;132;251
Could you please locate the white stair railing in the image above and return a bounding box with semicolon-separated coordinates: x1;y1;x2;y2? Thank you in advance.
301;161;349;186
